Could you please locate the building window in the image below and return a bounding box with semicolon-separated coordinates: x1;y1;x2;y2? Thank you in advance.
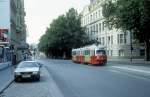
102;37;105;45
87;28;89;35
117;34;124;44
88;16;89;23
102;22;105;31
96;38;98;41
93;25;95;33
99;38;101;44
99;23;101;33
90;26;92;35
96;24;98;33
117;34;119;44
124;32;127;44
111;35;113;44
93;13;95;21
140;49;145;56
119;50;124;56
111;50;113;56
99;10;101;18
90;14;92;22
89;27;90;35
107;50;109;56
108;36;110;45
120;34;124;44
96;12;97;19
91;26;93;35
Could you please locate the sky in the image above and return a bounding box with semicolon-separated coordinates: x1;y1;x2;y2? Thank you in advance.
24;0;90;44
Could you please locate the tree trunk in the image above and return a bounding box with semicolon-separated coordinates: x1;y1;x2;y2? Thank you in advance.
145;40;150;61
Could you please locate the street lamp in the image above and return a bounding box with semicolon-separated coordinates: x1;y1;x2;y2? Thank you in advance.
10;45;15;65
130;32;133;62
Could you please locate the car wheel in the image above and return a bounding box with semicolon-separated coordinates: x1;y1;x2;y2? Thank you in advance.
35;75;40;81
15;77;21;82
104;61;107;66
37;77;40;81
14;78;18;82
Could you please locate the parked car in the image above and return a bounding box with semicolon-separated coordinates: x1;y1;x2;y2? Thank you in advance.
14;61;41;82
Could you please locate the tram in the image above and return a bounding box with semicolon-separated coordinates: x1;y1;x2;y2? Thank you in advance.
72;44;107;66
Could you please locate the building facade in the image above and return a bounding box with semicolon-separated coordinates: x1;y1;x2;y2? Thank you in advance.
0;0;27;63
10;0;28;62
81;0;145;59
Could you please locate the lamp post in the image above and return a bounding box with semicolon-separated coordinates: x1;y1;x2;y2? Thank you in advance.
10;45;14;65
130;32;133;62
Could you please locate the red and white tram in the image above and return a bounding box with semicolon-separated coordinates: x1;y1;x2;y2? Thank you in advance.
72;44;107;66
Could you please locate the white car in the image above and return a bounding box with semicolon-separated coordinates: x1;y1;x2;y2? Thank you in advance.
14;61;41;82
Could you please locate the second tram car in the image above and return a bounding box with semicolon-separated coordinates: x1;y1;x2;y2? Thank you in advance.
72;44;107;66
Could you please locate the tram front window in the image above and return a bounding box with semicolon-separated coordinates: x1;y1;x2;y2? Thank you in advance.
96;50;106;55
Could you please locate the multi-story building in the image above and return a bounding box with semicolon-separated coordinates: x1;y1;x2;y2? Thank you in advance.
0;0;27;63
11;0;28;62
81;0;145;59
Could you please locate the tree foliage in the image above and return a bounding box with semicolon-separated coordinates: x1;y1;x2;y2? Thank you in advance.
38;8;91;58
102;0;150;60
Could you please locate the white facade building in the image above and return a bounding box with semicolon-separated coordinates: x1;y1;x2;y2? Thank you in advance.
81;0;145;58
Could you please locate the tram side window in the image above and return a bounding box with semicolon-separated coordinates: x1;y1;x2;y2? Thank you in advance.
81;51;84;55
77;51;80;56
90;50;95;56
72;51;76;55
87;50;90;55
85;50;90;55
96;50;106;55
84;50;87;55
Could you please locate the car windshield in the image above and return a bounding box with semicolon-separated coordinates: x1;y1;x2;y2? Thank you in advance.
18;62;38;68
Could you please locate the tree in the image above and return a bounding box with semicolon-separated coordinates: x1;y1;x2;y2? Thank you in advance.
102;0;150;61
38;8;91;58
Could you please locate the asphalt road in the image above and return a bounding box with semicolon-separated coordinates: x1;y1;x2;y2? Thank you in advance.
2;59;150;97
41;59;150;97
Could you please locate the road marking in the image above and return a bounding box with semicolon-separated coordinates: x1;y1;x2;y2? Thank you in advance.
109;69;150;81
111;66;150;74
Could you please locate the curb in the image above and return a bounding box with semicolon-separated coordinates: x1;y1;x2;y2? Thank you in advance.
108;60;150;65
0;79;14;95
0;63;14;95
45;66;64;97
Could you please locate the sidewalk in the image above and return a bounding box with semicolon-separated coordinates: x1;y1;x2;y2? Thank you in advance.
108;58;150;66
0;62;14;95
0;62;11;70
108;58;150;79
